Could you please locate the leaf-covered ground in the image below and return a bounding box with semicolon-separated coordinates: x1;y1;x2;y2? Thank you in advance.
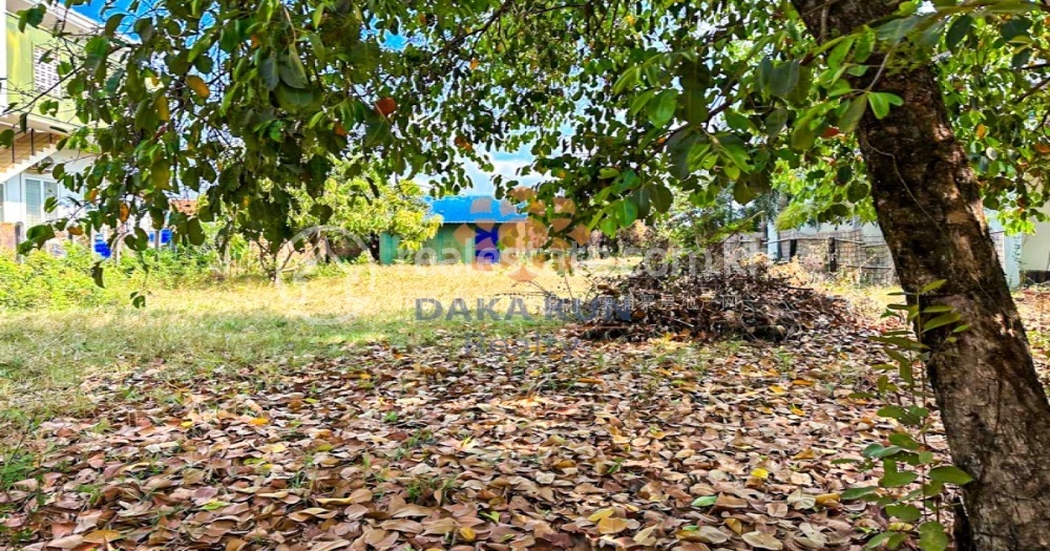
0;314;967;551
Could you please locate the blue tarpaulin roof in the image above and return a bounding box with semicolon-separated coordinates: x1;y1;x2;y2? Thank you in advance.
426;196;526;224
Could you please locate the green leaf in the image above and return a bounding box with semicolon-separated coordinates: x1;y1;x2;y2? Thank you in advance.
25;223;55;245
879;469;918;488
828;36;854;69
725;111;750;132
877;16;922;44
613;66;640;94
923;313;962;332
841;486;879;500
92;263;105;288
613;199;638;226
768;60;800;98
104;13;126;36
885;504;921;522
259;55;279;90
275;84;319;112
791;114;817;151
599;167;621;179
151;160;171;190
946;15;973;50
855;26;875;62
929;465;973;485
648;90;677;127
717;134;752;170
864;531;898;550
918;522;949;551
312;4;325;28
888;432;920;450
680;88;709;125
863;444;903;459
629;89;656;117
278;52;310;89
666;131;699;180
923;479;945;497
839;96;868;134
1002;17;1031;42
733;180;757;204
200;500;230;511
18;5;45;32
187;217;205;246
847;182;869;203
868;92;903;120
784;65;812;104
691;495;717;507
765;107;789;138
649;184;673;213
920;279;947;293
877;406;907;421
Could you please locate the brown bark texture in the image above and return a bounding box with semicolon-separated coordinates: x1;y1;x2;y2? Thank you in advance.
790;1;1050;549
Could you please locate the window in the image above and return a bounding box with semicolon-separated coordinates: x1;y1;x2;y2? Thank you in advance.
24;178;56;226
0;182;5;223
33;47;61;96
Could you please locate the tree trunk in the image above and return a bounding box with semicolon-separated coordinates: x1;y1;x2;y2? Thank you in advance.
791;1;1050;549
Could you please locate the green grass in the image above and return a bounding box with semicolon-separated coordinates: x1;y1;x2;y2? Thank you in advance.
0;264;588;427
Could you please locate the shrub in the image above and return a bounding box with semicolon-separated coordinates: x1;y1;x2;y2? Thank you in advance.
117;246;220;288
0;245;116;310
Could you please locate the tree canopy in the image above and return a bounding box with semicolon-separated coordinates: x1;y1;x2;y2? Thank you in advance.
16;1;1050;548
17;0;1050;251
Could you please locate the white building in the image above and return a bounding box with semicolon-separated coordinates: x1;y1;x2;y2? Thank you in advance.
0;0;97;246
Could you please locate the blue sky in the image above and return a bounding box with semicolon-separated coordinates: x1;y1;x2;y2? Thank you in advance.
71;1;119;21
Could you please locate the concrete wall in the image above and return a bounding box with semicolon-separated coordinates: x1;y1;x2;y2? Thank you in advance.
1019;217;1050;275
4;4;83;123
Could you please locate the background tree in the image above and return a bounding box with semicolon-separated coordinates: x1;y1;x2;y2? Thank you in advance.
290;161;439;261
661;188;769;253
232;161;437;282
18;0;1050;547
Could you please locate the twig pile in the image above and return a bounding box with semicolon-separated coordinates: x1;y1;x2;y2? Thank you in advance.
575;263;859;342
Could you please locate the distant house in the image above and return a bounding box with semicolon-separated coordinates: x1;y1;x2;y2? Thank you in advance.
91;199;196;258
767;214;1029;287
0;0;99;249
378;195;540;265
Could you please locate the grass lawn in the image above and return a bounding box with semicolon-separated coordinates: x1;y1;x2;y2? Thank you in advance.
5;264;1048;549
0;268;937;551
0;263;593;426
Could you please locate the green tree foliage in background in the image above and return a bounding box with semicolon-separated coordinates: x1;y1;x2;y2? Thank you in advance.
289;160;439;258
234;160;437;281
661;188;772;254
14;0;1050;548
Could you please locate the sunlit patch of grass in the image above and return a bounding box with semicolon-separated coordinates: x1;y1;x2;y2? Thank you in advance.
0;264;590;427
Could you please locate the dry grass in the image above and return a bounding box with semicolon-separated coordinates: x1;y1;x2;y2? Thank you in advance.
0;263;592;425
0;257;903;428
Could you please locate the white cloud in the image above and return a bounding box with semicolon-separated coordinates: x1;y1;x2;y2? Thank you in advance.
416;146;543;195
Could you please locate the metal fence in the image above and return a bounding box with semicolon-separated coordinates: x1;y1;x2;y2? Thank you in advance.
719;228;1011;287
721;230;898;286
